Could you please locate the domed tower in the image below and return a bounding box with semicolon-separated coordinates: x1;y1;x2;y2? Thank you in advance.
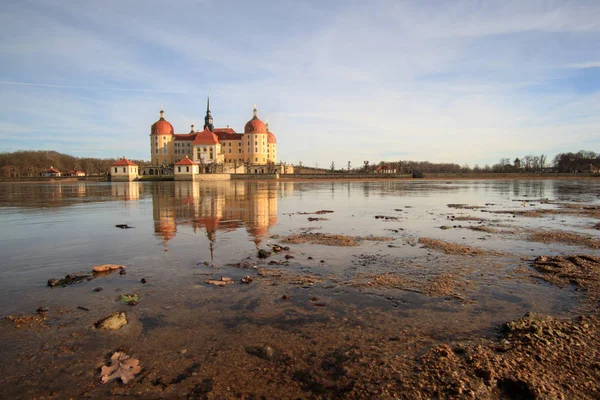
266;120;277;164
243;105;269;166
150;108;175;166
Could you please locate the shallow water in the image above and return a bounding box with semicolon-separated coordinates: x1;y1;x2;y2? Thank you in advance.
1;179;598;316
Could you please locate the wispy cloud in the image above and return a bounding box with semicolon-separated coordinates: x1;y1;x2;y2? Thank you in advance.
0;0;599;166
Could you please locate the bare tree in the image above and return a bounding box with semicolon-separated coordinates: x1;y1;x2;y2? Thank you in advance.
330;161;335;172
363;160;369;172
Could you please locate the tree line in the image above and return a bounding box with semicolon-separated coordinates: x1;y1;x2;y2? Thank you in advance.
315;149;599;174
0;150;148;177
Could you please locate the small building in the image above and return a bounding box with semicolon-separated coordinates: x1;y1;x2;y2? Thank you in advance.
41;166;62;177
174;156;199;181
111;157;139;182
65;169;86;177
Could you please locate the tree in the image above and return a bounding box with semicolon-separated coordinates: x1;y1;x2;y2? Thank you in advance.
232;159;238;174
363;160;369;172
347;161;351;172
330;161;335;172
513;158;521;170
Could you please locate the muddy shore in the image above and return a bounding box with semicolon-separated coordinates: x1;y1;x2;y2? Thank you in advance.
1;181;599;399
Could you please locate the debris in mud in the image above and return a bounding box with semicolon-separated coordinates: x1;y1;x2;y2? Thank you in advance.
447;204;485;209
282;233;359;247
47;273;94;287
281;295;291;300
468;226;498;233
118;294;140;305
240;275;253;284
101;351;141;384
77;306;90;311
4;313;47;329
267;244;287;253
36;306;48;314
348;272;423;294
440;225;452;230
315;210;334;214
257;249;272;258
204;277;234;287
92;264;126;273
593;222;600;230
374;215;399;221
94;312;127;330
119;269;127;275
257;268;322;285
226;260;255;269
285;254;295;259
531;255;600;297
308;217;329;221
528;230;600;249
140;278;147;284
418;237;494;255
357;235;394;242
93;287;103;292
268;260;289;266
115;224;135;229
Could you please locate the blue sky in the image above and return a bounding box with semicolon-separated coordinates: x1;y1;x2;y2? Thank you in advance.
1;0;599;167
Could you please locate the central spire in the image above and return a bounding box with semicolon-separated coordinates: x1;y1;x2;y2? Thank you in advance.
204;96;214;132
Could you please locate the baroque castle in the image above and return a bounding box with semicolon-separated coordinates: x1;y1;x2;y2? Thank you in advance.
149;99;286;174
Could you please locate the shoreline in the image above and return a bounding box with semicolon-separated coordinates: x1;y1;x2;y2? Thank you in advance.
1;173;598;183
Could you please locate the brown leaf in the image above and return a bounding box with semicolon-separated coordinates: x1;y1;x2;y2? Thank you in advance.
100;351;141;384
93;264;125;273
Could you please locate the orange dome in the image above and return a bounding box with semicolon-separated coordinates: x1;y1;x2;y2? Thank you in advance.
151;110;174;135
244;117;267;134
267;131;276;144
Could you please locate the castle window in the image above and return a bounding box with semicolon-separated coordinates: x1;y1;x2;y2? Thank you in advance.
114;168;117;173
186;166;189;172
177;167;181;172
122;167;126;173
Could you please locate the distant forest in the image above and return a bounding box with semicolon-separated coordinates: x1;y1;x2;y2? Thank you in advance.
317;150;599;174
0;150;147;177
0;149;598;177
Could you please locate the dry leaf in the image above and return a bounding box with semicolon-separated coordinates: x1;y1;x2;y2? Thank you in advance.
205;277;234;286
93;264;125;273
101;351;141;384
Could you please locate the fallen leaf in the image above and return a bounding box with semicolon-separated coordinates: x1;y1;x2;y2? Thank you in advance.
93;264;126;273
101;351;141;384
117;294;140;304
205;277;234;286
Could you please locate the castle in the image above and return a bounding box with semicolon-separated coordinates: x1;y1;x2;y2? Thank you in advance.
148;99;290;175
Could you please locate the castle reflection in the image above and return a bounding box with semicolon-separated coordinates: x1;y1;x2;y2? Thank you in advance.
151;181;294;257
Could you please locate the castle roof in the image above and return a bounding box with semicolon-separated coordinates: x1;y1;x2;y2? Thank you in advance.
174;157;196;166
112;157;138;167
192;128;220;145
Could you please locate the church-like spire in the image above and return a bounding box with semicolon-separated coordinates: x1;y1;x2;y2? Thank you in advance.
204;96;214;132
253;104;258;118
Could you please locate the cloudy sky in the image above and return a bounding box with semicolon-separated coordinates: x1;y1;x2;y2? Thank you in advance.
1;0;599;167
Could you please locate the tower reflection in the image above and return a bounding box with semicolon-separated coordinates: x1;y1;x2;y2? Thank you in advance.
151;181;292;257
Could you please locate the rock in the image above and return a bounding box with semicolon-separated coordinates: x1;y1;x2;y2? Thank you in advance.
94;312;127;330
205;277;234;287
285;254;295;259
93;287;103;292
245;345;275;360
47;273;94;287
241;276;253;284
115;224;134;229
119;269;127;275
440;226;452;230
36;306;48;314
257;249;272;259
281;295;291;300
140;278;147;284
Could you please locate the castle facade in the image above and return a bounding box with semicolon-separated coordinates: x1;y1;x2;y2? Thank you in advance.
149;100;279;172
